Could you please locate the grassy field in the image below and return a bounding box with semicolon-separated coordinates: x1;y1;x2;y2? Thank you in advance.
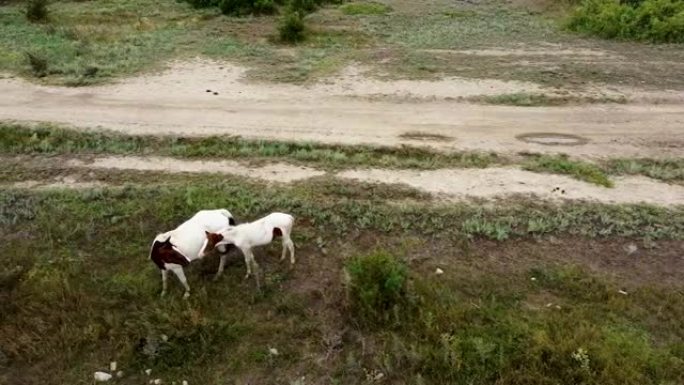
1;0;683;88
0;171;683;384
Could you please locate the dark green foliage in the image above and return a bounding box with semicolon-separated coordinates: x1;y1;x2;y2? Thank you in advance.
278;8;306;43
25;52;48;77
25;0;48;23
568;0;684;43
219;0;276;16
289;0;316;13
184;0;219;8
345;252;408;326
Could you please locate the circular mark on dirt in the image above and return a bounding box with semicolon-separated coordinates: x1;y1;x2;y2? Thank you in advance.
516;132;589;146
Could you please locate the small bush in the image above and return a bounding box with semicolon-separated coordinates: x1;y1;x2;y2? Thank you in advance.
278;8;306;43
346;251;408;326
26;0;49;23
568;0;684;43
218;0;276;16
290;0;316;13
26;52;48;77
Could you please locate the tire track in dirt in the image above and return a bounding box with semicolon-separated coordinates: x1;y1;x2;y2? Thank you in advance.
1;60;683;160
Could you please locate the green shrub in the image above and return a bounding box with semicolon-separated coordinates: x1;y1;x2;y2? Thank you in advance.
219;0;274;16
26;52;48;77
278;8;306;43
568;0;684;43
346;251;408;326
26;0;49;23
290;0;316;13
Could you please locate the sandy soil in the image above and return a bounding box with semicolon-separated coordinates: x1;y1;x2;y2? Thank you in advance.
338;167;684;206
67;156;325;183
14;155;681;207
1;60;683;160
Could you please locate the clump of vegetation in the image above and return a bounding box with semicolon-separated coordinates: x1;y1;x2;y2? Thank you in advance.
523;154;614;187
25;0;49;23
278;7;306;43
345;251;408;326
0;123;500;170
472;93;627;107
567;0;684;43
605;158;684;183
25;52;48;77
339;1;391;15
220;0;277;16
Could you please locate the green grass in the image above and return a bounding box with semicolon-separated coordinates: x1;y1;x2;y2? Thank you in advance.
0;178;682;384
524;154;614;187
0;122;501;170
340;263;684;384
4;122;683;186
339;2;391;15
470;92;628;107
606;158;684;184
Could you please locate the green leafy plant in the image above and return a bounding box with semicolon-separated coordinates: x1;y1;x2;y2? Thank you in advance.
346;251;408;326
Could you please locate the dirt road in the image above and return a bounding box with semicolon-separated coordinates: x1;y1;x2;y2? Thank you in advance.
1;61;683;159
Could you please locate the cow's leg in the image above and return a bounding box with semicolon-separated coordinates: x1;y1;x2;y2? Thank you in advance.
160;268;168;297
168;264;190;299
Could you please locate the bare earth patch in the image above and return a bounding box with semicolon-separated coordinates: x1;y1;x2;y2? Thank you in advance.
10;155;681;207
1;60;683;159
338;167;684;206
67;156;325;183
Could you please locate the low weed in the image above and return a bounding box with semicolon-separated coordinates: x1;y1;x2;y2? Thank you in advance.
605;158;684;183
25;52;48;77
471;93;627;107
0;123;501;170
523;154;614;187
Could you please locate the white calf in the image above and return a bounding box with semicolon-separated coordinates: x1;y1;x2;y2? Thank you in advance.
199;212;295;280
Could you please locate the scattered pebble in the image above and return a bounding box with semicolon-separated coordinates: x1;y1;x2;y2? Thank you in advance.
94;372;112;382
618;289;628;295
625;244;638;255
269;347;279;356
116;371;124;378
145;369;152;376
530;277;537;281
183;381;189;385
555;305;561;310
206;89;211;93
161;334;169;342
435;268;444;275
545;303;553;307
153;379;162;385
110;361;117;371
213;92;219;95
